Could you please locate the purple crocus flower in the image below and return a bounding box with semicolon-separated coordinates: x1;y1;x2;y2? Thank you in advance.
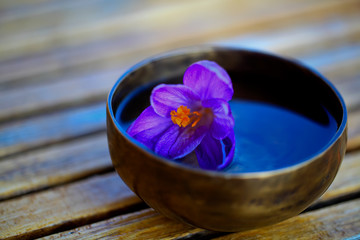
127;60;235;170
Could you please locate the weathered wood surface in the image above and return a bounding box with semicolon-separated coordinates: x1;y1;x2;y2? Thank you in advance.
0;134;111;200
0;0;359;239
41;198;360;240
0;0;359;88
0;173;143;240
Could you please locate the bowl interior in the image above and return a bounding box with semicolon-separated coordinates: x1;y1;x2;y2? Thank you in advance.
109;47;346;173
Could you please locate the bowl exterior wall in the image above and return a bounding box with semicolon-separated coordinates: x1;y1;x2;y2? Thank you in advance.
107;106;347;231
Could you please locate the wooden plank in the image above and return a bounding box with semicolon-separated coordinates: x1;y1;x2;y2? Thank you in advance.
0;134;111;200
0;0;137;24
0;68;120;122
217;14;360;59
0;173;142;240
0;40;359;123
0;0;332;55
0;103;105;158
0;0;359;84
1;147;360;239
41;208;200;240
40;194;360;240
213;199;360;240
335;74;360;113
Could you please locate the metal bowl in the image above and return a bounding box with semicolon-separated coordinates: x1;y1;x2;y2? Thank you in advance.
106;46;347;232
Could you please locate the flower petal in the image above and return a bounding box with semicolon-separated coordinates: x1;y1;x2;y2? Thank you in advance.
183;60;233;101
127;106;173;150
155;124;207;159
195;133;223;170
203;99;235;140
195;130;235;170
217;129;235;170
150;84;201;117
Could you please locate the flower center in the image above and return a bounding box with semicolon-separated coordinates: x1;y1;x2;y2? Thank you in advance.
170;105;201;128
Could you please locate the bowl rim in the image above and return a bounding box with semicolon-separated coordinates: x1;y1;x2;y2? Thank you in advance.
107;45;348;179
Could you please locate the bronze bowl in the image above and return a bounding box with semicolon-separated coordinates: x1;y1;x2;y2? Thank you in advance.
106;46;347;232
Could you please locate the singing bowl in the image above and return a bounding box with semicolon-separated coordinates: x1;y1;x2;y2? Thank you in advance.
106;46;347;232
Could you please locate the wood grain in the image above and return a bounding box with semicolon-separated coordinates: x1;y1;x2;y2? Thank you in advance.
0;18;359;122
0;134;110;200
41;209;200;240
214;198;360;240
0;68;120;122
40;194;360;240
0;103;105;158
1;0;359;85
0;173;142;240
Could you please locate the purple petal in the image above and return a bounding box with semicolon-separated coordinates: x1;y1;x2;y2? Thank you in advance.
155;124;207;159
217;129;235;170
127;106;173;150
203;99;235;140
195;130;235;170
195;133;223;170
150;84;201;117
183;60;233;101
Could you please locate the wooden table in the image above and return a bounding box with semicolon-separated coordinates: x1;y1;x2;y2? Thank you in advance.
1;0;360;239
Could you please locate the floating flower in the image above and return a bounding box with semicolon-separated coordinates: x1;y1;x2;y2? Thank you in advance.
127;60;235;170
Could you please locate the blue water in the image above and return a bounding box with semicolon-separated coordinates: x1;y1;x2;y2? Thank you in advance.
225;100;338;173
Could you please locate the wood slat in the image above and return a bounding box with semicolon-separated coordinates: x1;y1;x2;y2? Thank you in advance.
214;199;360;240
217;14;360;59
0;0;137;25
1;0;359;85
0;68;120;122
0;134;110;200
0;40;358;123
1;146;360;239
0;0;334;55
0;14;359;121
0;103;105;158
40;192;360;240
41;208;200;240
0;173;142;240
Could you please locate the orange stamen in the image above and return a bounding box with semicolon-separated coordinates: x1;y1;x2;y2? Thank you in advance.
171;105;201;128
